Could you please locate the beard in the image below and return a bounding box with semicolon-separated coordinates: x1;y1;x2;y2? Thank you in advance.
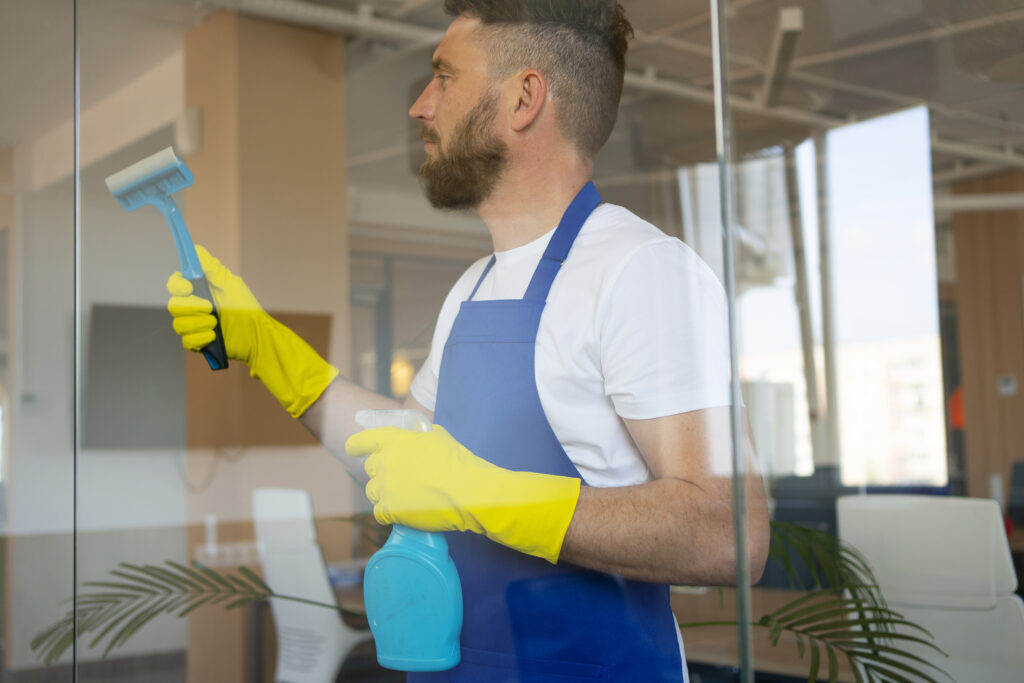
418;91;508;210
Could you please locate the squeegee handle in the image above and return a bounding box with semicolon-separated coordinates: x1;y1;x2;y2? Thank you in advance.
188;276;229;371
158;197;228;371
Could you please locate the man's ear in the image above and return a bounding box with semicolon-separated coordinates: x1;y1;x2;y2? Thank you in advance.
510;69;547;132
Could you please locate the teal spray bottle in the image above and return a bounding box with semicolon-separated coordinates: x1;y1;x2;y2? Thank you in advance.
353;410;463;671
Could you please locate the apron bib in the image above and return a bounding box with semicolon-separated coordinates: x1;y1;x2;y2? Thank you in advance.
413;183;684;682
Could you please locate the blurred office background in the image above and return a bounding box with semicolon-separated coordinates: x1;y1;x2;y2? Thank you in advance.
1;0;1023;680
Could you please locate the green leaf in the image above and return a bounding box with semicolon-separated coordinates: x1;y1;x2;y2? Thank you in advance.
863;661;931;683
808;642;821;683
237;566;272;593
90;599;152;650
104;568;165;593
830;640;949;668
771;588;843;620
146;564;205;592
774;596;864;625
850;657;868;683
224;596;260;610
787;607;890;630
800;617;923;636
825;645;838;682
226;574;257;593
106;597;172;653
768;616;783;645
813;630;944;651
176;594;218;617
193;561;235;590
167;561;218;591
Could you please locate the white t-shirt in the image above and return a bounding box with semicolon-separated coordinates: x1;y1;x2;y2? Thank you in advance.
410;202;733;488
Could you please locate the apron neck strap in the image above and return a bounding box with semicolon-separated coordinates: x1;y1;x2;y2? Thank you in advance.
466;182;602;303
523;182;602;302
468;256;496;301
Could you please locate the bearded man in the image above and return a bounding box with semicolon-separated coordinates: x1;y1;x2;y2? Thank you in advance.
168;2;770;680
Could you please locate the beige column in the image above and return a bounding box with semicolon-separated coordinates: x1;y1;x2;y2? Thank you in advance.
952;170;1024;502
182;11;349;682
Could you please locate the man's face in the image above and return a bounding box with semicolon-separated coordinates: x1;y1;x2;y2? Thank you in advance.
419;90;508;210
409;17;508;210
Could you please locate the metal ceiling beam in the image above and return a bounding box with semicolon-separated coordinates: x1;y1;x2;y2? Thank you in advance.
648;0;769;38
216;0;1024;170
641;28;1024;139
758;7;803;107
933;193;1024;213
794;7;1024;70
932;162;1002;185
206;0;443;44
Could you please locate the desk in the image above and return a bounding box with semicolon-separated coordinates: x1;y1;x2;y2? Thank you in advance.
332;583;853;682
672;587;856;682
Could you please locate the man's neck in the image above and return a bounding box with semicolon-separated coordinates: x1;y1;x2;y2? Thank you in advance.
476;163;592;253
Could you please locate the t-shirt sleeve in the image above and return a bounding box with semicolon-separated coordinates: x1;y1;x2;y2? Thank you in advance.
409;346;440;413
599;239;733;419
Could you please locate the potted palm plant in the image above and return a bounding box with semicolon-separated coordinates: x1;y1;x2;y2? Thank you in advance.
31;520;949;683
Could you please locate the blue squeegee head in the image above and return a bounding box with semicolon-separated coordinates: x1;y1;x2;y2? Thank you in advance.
106;147;194;212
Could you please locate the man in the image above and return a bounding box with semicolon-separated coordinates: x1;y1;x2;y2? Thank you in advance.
168;1;769;680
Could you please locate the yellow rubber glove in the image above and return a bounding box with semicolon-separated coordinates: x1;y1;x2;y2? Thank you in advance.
166;245;339;418
345;425;582;564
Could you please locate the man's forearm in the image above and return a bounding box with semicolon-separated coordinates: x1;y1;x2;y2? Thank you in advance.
559;474;769;586
298;376;432;456
299;376;401;455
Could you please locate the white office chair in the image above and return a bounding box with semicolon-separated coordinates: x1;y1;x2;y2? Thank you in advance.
252;488;373;683
837;494;1024;683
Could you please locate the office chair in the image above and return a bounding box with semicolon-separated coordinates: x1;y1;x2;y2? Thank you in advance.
252;488;373;683
837;494;1024;683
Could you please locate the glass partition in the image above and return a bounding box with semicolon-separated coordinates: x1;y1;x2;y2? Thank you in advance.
0;0;78;680
718;0;1024;681
4;0;1022;681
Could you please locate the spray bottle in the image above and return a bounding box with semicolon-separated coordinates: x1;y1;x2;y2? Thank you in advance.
353;409;462;671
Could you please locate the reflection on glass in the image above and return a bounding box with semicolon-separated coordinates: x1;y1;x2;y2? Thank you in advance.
8;0;1023;681
718;0;1024;680
1;0;77;680
684;106;948;488
827;106;947;486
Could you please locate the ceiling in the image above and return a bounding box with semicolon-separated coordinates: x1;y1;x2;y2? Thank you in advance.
2;0;1024;188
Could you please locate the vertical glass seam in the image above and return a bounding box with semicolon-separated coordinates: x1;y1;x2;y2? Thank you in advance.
72;0;80;678
708;1;755;681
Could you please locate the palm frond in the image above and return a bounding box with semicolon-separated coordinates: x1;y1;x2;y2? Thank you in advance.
33;520;954;683
30;561;339;665
769;522;885;608
678;522;954;683
680;589;951;683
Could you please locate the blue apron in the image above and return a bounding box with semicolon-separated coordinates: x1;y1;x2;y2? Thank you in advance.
414;183;685;682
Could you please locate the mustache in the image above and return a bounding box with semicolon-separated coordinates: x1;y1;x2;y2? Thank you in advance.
421;126;440;144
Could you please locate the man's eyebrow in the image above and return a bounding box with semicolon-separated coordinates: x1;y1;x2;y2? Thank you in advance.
432;57;457;74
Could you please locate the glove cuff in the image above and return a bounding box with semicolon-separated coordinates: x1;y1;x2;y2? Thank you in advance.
249;316;339;418
478;471;582;564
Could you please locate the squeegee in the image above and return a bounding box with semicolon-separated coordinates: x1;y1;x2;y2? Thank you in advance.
105;147;228;370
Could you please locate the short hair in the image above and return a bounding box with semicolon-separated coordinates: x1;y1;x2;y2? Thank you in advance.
444;0;633;159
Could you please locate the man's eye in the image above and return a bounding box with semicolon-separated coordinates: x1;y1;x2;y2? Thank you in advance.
436;74;450;85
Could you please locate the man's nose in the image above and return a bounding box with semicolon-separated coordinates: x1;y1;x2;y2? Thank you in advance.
409;80;437;122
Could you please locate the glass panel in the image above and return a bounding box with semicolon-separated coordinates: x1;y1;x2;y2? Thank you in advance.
63;1;783;682
0;0;78;679
719;0;1024;680
75;1;198;678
